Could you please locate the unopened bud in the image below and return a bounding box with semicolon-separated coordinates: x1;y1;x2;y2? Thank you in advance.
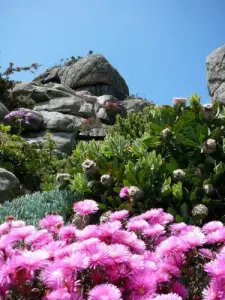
128;186;143;201
203;104;214;120
56;173;71;184
202;139;216;154
100;174;113;187
161;128;171;139
203;184;214;196
173;169;185;181
192;204;208;221
100;211;112;223
82;159;98;175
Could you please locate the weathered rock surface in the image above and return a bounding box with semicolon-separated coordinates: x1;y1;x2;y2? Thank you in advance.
34;97;95;118
23;131;77;154
122;98;152;112
6;55;155;155
0;168;20;203
79;123;109;140
40;111;83;132
0;102;9;122
12;83;76;103
41;55;129;99
207;45;225;103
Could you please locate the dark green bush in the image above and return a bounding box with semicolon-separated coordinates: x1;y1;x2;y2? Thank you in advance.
0;189;75;226
59;95;225;224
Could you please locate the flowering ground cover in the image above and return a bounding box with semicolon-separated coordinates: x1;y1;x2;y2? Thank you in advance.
0;199;224;299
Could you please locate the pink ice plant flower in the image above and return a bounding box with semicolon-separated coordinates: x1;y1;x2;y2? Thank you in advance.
152;293;182;300
110;210;129;221
39;215;64;230
73;200;99;216
1;204;225;299
119;186;129;198
88;283;122;300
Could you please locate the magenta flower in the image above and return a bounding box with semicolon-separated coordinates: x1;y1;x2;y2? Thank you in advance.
73;200;99;216
59;225;77;242
106;243;130;264
202;221;224;234
44;288;72;300
110;210;129;221
129;268;157;299
127;219;149;231
171;281;188;298
88;283;122;300
11;250;49;271
119;186;129;198
40;215;64;230
153;293;182;300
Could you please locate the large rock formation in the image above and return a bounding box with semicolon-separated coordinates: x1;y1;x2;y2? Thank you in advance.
0;168;20;203
207;45;225;104
39;55;129;100
5;54;153;155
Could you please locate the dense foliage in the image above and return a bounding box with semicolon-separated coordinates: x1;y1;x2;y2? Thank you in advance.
0;189;74;226
52;95;225;224
0;200;224;299
0;124;61;191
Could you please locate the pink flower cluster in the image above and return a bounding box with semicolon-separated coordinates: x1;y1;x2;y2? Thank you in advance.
0;201;224;299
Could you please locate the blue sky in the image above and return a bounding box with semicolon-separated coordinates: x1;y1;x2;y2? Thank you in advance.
1;0;225;105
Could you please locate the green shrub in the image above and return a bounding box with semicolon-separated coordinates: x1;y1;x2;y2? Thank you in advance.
60;95;225;223
0;189;75;226
0;126;61;191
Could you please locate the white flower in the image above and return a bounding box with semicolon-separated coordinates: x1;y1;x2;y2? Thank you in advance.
203;184;214;196
203;104;213;120
128;186;143;200
192;204;208;219
100;174;113;187
161;128;171;139
82;159;98;175
56;173;71;184
202;139;216;154
173;169;185;181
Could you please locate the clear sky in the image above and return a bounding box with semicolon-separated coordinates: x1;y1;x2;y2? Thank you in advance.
1;0;225;105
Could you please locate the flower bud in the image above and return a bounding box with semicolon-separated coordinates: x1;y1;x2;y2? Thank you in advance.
173;97;187;106
72;213;89;229
82;159;98;175
203;184;214;196
100;174;113;187
100;211;112;223
202;139;216;154
192;204;208;221
173;169;185;181
195;168;202;178
56;173;71;184
161;128;171;139
128;186;143;201
203;103;213;120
